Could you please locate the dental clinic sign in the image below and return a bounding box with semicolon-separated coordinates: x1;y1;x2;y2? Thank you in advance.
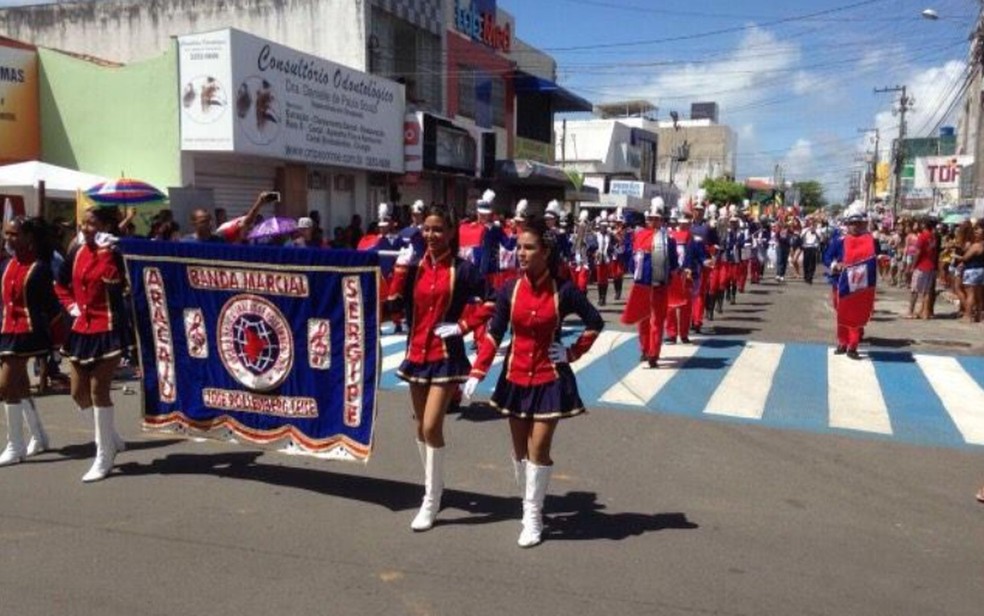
913;156;973;190
178;29;406;173
453;0;512;53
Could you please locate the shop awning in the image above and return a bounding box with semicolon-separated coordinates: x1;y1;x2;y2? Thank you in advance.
513;72;593;113
494;159;600;202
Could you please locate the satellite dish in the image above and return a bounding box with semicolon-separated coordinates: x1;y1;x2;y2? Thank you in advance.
921;9;939;20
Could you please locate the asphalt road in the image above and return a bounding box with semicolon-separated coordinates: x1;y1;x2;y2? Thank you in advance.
1;275;982;616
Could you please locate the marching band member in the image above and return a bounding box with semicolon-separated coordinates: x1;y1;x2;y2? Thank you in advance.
664;214;704;344
0;218;62;467
545;200;572;280
367;203;407;334
571;209;591;293
589;211;615;306
387;206;494;531
722;214;747;305
463;214;604;548
824;205;877;359
459;190;508;345
611;208;631;301
621;198;679;368
54;207;132;482
689;203;719;334
399;199;428;265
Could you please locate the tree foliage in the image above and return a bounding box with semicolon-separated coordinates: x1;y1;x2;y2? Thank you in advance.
700;177;747;205
794;180;827;212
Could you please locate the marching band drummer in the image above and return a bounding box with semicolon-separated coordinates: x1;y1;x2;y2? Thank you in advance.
0;218;63;467
386;206;494;532
464;214;604;548
54;207;132;482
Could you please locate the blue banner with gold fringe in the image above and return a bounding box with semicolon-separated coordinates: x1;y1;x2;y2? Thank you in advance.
122;239;379;461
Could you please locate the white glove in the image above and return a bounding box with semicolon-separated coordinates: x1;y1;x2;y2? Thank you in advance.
463;377;480;400
95;231;119;247
68;303;81;318
548;342;568;364
395;244;414;267
433;322;462;338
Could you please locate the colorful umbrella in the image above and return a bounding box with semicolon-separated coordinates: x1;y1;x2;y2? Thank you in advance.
86;178;167;206
248;216;297;240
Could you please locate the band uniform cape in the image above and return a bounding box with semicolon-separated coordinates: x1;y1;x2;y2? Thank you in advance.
834;233;877;329
620;228;679;325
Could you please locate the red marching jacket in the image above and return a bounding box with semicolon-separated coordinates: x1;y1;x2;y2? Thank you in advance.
54;243;129;335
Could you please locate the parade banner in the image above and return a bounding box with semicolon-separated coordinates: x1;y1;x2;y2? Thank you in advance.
0;41;40;164
123;240;380;461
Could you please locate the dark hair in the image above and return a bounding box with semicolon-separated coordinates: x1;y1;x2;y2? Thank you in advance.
85;205;120;230
423;205;459;255
517;214;560;278
16;217;57;263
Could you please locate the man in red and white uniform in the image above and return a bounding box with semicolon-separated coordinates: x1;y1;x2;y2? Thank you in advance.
621;198;679;368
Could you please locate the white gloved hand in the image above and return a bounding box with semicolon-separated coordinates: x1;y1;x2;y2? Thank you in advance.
548;342;568;364
68;303;81;318
433;322;462;338
463;377;480;400
395;244;414;267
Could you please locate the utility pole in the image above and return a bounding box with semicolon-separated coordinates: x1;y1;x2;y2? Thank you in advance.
858;127;880;209
874;85;914;214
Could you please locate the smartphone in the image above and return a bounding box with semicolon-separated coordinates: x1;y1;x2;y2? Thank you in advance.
265;191;281;202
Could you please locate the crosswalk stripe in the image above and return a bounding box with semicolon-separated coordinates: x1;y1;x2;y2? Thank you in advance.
599;338;701;406
913;354;984;445
704;342;784;419
571;330;624;375
827;349;893;435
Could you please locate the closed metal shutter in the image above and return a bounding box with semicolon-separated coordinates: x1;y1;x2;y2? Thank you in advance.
193;157;277;218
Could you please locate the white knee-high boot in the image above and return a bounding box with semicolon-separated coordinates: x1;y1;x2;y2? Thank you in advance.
23;398;49;456
0;402;26;467
518;462;552;548
80;405;125;452
82;406;118;483
411;445;444;531
416;439;427;471
512;457;526;490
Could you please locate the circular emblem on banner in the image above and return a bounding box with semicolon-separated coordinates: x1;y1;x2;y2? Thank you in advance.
217;294;293;391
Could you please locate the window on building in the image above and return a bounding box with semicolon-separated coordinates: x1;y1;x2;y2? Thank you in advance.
491;75;506;127
457;65;475;120
370;8;442;113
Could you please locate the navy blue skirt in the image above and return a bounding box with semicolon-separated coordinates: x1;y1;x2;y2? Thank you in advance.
491;365;586;420
397;356;471;385
0;332;52;357
62;330;133;366
397;338;471;385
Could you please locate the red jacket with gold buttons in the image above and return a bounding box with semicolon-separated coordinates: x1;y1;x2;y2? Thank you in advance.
389;249;494;364
54;243;129;335
471;271;604;386
1;255;61;335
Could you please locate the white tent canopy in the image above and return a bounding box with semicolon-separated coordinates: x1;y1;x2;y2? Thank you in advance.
0;161;110;215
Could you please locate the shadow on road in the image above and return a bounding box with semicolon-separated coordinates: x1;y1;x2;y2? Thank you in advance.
31;438;186;462
864;337;916;350
453;402;505;423
704;325;759;336
112;451;693;542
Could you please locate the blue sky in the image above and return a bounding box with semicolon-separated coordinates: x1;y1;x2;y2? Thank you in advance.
502;0;975;200
2;0;975;201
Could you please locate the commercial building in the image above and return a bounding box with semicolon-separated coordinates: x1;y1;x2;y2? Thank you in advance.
1;0;592;221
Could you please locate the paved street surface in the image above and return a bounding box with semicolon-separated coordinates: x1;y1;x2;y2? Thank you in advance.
2;276;983;616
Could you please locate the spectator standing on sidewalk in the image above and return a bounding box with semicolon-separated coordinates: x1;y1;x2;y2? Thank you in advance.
907;218;938;320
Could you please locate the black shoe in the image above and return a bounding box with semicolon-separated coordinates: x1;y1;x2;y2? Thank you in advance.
847;349;862;360
692;325;701;334
834;346;847;355
680;337;692;344
664;337;676;345
648;358;658;369
640;353;648;362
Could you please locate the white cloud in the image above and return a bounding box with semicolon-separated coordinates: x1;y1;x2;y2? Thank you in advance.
782;139;814;179
871;60;967;159
611;26;801;115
